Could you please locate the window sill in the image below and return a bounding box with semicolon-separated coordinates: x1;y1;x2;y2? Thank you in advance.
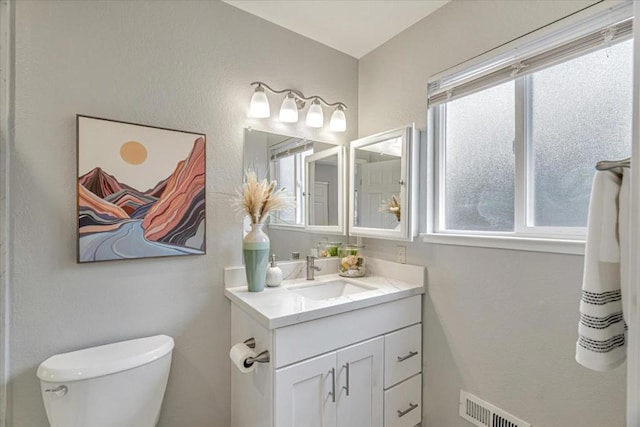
421;232;585;255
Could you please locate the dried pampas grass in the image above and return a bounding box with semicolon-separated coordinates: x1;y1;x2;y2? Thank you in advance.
232;170;295;224
379;195;401;222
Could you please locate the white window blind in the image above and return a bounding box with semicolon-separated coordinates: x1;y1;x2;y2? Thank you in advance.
428;3;632;107
269;138;313;161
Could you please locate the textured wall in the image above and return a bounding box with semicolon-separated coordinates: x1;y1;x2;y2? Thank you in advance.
7;1;629;426
7;1;357;426
358;1;626;426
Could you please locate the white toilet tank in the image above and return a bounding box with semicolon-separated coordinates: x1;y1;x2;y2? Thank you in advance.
37;334;174;427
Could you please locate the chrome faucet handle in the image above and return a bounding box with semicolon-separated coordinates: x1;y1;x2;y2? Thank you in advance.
306;255;321;280
307;255;321;270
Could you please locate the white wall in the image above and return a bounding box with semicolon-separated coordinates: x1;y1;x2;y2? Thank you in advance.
5;1;629;426
358;1;626;426
6;1;357;426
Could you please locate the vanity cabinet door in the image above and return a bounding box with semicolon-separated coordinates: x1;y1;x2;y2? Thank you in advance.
275;352;338;427
336;337;384;427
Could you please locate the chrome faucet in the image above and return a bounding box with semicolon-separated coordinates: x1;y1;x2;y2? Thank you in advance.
306;256;321;280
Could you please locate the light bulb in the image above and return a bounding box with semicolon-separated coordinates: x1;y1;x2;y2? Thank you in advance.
279;93;298;123
329;106;346;132
248;85;270;118
306;99;324;128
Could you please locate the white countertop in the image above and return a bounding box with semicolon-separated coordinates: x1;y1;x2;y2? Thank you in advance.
224;258;425;329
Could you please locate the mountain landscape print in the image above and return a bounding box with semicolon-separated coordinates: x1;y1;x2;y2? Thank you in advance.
77;115;206;262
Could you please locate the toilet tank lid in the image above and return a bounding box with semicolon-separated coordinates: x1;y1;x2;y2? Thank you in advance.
37;334;174;383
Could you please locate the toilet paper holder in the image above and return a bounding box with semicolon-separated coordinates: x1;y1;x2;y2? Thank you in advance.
243;337;270;366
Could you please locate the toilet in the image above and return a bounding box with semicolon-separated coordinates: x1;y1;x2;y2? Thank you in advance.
37;334;174;427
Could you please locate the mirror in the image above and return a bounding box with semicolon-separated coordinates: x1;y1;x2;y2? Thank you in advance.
349;125;419;241
305;145;346;234
243;129;347;261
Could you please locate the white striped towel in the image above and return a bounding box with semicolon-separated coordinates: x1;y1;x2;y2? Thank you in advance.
576;170;627;371
619;169;630;326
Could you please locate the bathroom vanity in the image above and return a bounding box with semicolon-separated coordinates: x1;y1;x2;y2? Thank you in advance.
225;258;424;427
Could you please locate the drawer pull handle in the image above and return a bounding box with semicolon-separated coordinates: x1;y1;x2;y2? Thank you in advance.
397;351;419;362
397;402;418;418
342;363;350;396
329;368;336;403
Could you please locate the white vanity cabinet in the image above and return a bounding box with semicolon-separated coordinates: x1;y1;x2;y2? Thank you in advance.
230;294;423;427
275;337;384;427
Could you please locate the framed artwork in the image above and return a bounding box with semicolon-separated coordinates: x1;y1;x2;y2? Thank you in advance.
77;115;206;263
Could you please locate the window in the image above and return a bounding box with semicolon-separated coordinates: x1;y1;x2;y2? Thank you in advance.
270;143;312;226
428;6;632;251
443;80;515;232
528;42;632;228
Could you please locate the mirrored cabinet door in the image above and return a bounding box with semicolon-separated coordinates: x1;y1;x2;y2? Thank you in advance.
243;128;348;260
304;145;346;235
349;125;419;241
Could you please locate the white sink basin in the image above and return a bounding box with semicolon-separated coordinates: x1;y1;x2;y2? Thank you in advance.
289;280;374;301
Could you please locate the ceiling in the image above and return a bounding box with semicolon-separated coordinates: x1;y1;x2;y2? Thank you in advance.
223;0;449;59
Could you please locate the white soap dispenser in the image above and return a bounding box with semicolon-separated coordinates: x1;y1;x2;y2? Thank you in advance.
266;254;283;287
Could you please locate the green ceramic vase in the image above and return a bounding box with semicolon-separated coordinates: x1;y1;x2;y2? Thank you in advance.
243;223;270;292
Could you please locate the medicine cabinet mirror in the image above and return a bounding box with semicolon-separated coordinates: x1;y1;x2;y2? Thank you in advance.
243;129;347;260
305;145;346;234
348;125;419;241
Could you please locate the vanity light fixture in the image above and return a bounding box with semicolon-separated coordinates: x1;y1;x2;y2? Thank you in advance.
248;83;270;118
305;99;324;128
248;81;347;132
329;105;347;132
279;92;299;123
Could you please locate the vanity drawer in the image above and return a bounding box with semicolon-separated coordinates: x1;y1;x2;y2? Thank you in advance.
273;295;421;368
385;323;421;388
384;374;421;427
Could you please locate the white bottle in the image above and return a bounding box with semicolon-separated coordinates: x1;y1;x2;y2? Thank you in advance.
266;254;283;287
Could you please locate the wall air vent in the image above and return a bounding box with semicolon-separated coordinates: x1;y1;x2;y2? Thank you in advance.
459;390;531;427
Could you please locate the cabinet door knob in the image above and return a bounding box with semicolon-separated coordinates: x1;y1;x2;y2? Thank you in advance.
397;402;419;418
397;350;419;362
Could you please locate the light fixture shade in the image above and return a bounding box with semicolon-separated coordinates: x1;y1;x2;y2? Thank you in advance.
306;99;324;128
329;106;346;132
279;93;298;123
249;86;270;118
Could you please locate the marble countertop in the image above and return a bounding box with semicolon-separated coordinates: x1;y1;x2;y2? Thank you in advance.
224;259;425;329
